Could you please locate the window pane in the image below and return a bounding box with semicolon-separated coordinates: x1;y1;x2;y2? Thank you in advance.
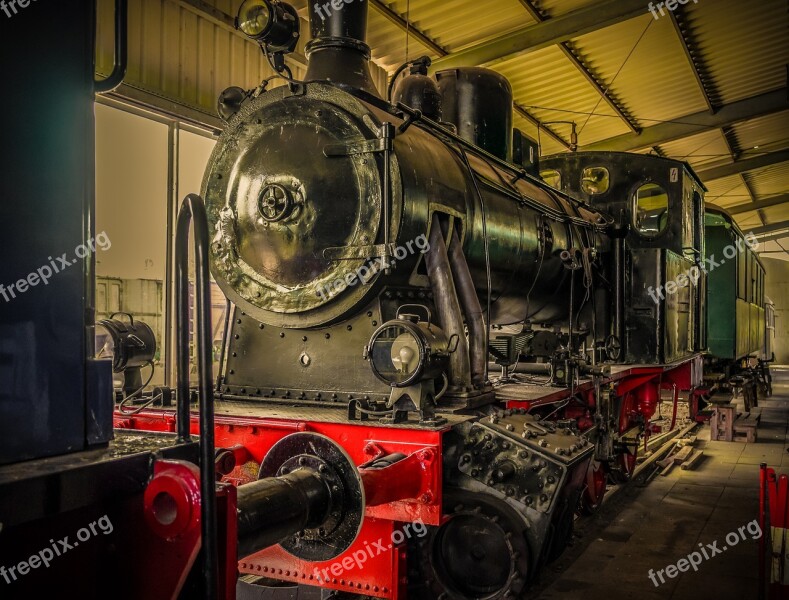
178;130;224;383
540;169;561;189
633;183;669;236
95;103;169;389
581;167;609;195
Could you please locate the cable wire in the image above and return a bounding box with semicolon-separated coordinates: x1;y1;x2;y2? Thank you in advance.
118;361;161;415
578;18;654;136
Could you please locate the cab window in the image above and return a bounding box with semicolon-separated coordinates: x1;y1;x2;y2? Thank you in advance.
581;167;610;195
634;182;669;237
540;169;561;190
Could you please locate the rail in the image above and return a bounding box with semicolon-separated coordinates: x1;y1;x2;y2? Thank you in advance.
174;194;218;600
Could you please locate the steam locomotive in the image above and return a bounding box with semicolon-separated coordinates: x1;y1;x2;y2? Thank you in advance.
0;1;768;599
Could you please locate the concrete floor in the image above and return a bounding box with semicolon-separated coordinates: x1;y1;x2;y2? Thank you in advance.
529;375;789;600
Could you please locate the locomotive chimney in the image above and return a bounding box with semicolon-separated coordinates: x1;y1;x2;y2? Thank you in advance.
306;0;380;96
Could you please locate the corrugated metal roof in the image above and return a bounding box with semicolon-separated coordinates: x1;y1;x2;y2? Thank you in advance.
747;162;789;198
731;111;789;154
761;204;789;225
704;175;751;207
536;0;599;18
495;44;628;156
734;210;763;231
683;0;789;105
658;130;733;170
383;0;532;54
102;0;787;248
569;15;710;136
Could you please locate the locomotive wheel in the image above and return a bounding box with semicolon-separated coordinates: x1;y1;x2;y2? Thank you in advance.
614;448;638;482
541;494;577;564
612;392;639;483
408;489;531;600
580;459;608;514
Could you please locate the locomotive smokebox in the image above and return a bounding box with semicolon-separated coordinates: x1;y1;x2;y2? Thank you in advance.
436;67;514;162
306;0;379;96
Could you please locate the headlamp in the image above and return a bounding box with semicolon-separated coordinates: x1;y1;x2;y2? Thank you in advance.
366;309;453;389
95;312;157;396
236;0;300;54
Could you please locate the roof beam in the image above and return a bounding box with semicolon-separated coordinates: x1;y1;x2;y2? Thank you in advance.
367;0;448;57
740;174;765;225
728;194;789;215
516;0;639;134
697;151;789;181
669;11;715;113
431;0;648;71
579;89;788;152
754;230;789;244
751;220;789;236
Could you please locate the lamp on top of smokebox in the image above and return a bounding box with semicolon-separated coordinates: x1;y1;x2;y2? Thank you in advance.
95;313;157;398
236;0;300;54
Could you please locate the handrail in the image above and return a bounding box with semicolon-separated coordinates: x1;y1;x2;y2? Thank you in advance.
175;194;218;600
95;0;128;93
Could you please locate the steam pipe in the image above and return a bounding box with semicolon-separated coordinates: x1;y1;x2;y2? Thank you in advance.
488;361;551;375
614;236;625;357
448;228;487;386
425;215;472;390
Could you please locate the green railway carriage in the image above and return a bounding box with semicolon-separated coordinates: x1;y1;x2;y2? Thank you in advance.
705;206;765;366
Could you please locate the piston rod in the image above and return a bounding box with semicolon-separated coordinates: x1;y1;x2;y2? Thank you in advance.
236;467;331;558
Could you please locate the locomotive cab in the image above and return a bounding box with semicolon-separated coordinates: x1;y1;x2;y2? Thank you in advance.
541;152;708;366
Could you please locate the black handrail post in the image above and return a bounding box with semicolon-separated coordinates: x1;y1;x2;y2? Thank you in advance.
94;0;128;93
175;194;218;600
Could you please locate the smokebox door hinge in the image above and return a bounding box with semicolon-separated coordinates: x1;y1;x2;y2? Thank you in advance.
324;138;389;157
323;243;395;261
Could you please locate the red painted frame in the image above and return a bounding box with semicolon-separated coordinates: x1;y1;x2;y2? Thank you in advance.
118;411;446;598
